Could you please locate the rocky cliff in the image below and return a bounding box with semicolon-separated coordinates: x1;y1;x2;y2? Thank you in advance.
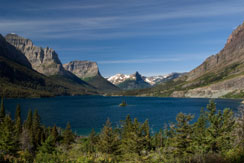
64;60;119;92
187;23;244;81
63;61;100;79
0;34;31;68
5;34;65;76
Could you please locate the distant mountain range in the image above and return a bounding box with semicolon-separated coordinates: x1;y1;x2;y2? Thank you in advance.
108;72;184;90
3;21;244;98
121;22;244;98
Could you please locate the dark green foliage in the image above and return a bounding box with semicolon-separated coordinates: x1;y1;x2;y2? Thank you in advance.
86;129;98;153
97;119;120;155
0;97;5;122
32;110;42;148
24;109;32;130
38;136;56;154
170;113;194;158
51;125;58;143
0;115;18;156
15;104;22;135
63;122;74;146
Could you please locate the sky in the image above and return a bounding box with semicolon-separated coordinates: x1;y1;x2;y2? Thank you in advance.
1;0;244;77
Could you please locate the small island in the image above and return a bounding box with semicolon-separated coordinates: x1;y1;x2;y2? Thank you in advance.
119;101;127;107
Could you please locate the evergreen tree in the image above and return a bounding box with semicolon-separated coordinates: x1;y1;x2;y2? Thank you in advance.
0;97;5;122
192;107;208;154
206;101;235;153
32;109;42;147
24;109;32;130
38;135;56;154
15;104;22;135
51;125;58;143
0;115;18;156
63;122;74;146
98;119;120;155
171;112;194;158
87;129;98;153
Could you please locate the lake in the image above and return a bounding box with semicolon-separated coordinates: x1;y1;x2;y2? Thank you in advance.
4;96;242;136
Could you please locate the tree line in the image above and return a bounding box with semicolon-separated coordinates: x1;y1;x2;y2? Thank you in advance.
1;98;244;162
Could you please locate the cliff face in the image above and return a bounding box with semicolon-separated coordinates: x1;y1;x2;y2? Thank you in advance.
0;34;31;68
5;34;65;76
187;23;244;81
63;61;100;79
64;60;119;92
172;22;244;98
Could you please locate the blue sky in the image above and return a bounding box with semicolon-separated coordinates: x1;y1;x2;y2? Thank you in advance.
1;0;244;77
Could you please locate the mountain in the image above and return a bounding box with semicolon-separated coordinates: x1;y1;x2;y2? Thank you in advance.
108;72;151;90
63;61;119;92
122;22;244;98
0;34;31;68
0;34;97;97
5;34;96;92
144;73;186;85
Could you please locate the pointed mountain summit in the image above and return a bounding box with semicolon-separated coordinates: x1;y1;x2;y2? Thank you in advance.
64;60;119;92
0;34;31;68
108;71;151;90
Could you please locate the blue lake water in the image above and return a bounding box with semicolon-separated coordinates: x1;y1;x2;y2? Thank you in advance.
4;96;242;136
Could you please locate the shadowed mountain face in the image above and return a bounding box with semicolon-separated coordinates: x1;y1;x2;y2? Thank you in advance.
0;34;98;97
64;60;120;92
123;22;244;98
5;33;95;90
0;34;31;68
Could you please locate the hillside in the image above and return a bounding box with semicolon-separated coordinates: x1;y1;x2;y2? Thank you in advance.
121;22;244;98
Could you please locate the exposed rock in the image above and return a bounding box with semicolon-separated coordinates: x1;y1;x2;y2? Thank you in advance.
5;34;65;76
63;61;100;79
64;60;119;92
185;75;244;98
187;22;244;81
108;72;151;90
0;34;31;68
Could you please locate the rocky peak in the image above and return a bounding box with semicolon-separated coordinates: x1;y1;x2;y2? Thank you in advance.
0;34;31;68
63;60;100;79
5;33;64;76
132;71;144;81
187;22;244;81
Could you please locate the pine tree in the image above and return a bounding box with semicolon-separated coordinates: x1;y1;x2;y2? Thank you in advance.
206;100;235;153
171;112;194;158
0;115;18;155
63;122;74;146
192;107;208;154
98;119;120;155
15;104;22;135
0;97;5;122
38;135;56;153
32;110;42;147
51;125;58;143
24;109;32;130
87;129;98;153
